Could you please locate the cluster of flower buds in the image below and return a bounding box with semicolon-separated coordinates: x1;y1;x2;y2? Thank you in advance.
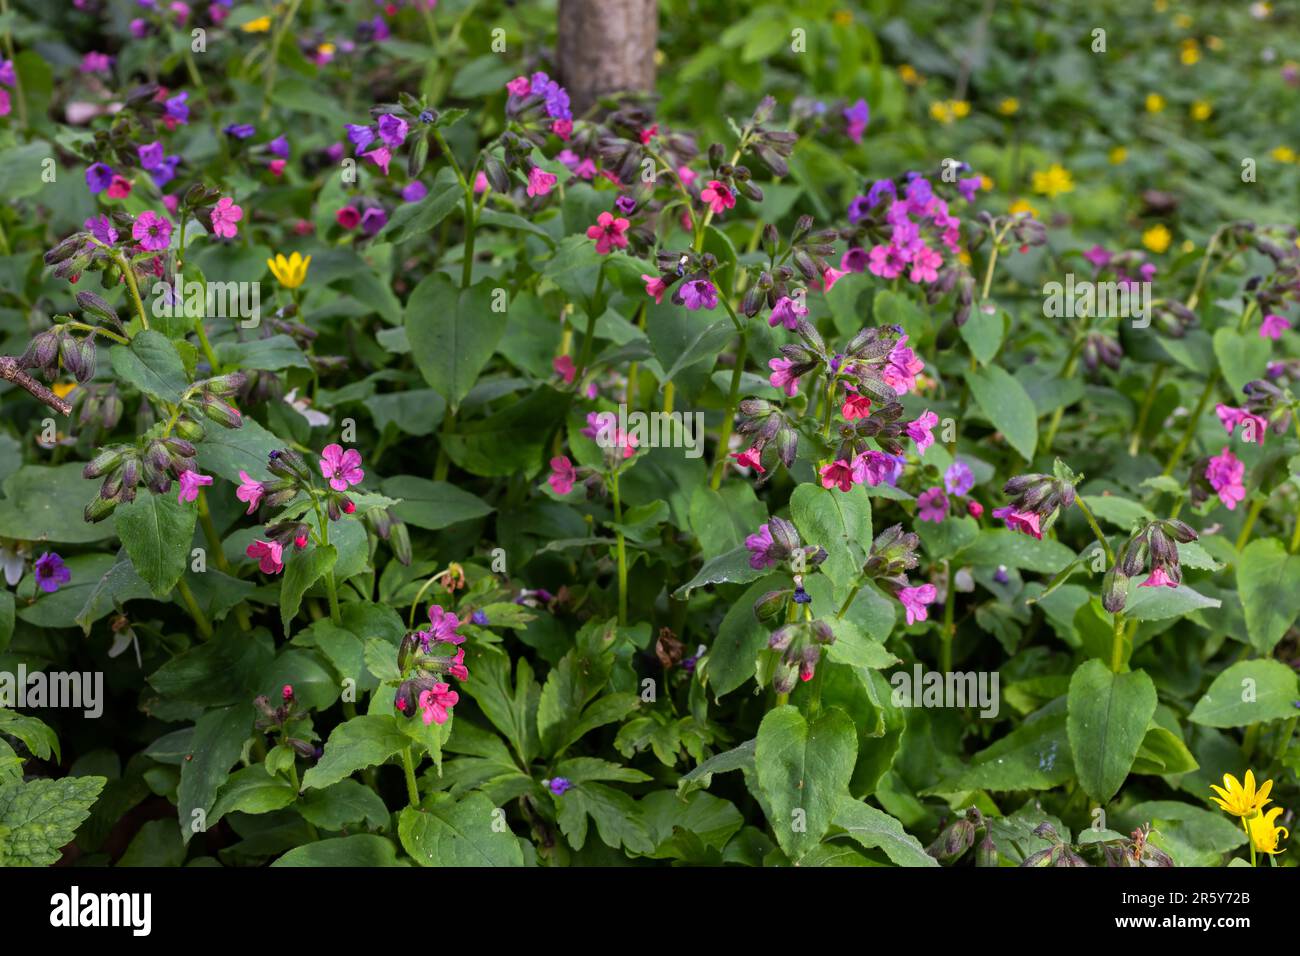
1020;822;1088;867
18;325;97;384
253;686;319;759
834;398;907;460
1234;378;1293;438
733;398;799;479
1089;824;1175;868
786;215;841;281
164;372;247;445
75;291;124;334
82;435;198;521
741;96;798;178
748;518;829;586
741;260;802;318
702;141;763;205
1150;299;1197;338
922;263;976;327
1081;331;1123;374
928;807;998;866
393;618;467;726
838;323;912;403
862;523;922;588
72;383;124;432
364;506;412;566
265;519;312;553
646;248;723;310
993;469;1077;540
766;616;835;694
1104;518;1199;612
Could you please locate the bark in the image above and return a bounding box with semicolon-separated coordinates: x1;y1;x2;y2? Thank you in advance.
0;356;72;416
556;0;657;115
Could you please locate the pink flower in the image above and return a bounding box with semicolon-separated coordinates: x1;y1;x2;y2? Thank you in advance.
269;159;286;177
246;539;284;574
176;469;212;504
319;443;364;491
967;500;984;518
0;89;9;118
236;470;264;514
700;180;736;215
883;338;925;395
527;167;557;197
548;456;576;495
132;211;172;252
768;357;801;397
868;243;907;279
426;605;465;646
506;75;531;96
905;410;939;454
107;175;132;199
474;171;489;194
819;459;858;492
641;273;667;304
731;446;765;474
821;266;847;291
677;166;698;188
1206;447;1246;510
553;354;576;384
745;523;777;569
586;211;630;254
917;487;949;522
552;118;573;140
768;296;808;330
992;506;1042;539
1215;404;1267;444
856;451;897;486
908;244;942;283
841;393;872;420
1139;566;1177;588
336;206;361;230
418;683;459;725
447;648;469;682
365;147;392;174
1261;313;1290;340
210;197;243;239
898;584;937;625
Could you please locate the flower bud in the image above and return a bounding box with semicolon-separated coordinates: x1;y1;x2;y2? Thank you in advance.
1102;567;1129;614
768;624;798;652
753;589;788;627
83;446;125;479
84;494;117;523
390;520;412;566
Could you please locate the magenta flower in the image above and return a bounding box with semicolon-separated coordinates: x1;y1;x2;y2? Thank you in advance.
177;469;213;504
365;146;392;175
856;450;897;487
85;214;118;245
319;443;364;491
447;648;470;682
1139;566;1177;588
700;180;736;215
843;98;869;144
1215;404;1267;444
586;211;630;254
868;243;907;279
425;605;466;648
731;446;765;474
768;357;801;397
552;355;576;384
821;266;848;291
768;296;808;330
841;392;872;420
210;197;243;239
819;459;858;492
898;583;936;626
905;410;939;454
641;273;667;304
548;455;576;495
246;539;285;574
840;247;869;273
680;278;718;311
944;460;975;496
992;506;1042;539
908;244;942;284
526;167;557;197
33;552;71;593
745;523;778;570
132;211;172;252
418;683;459;726
1083;245;1111;270
236;470;265;514
917;487;949;522
377;114;409;149
505;75;531;96
1261;313;1290;340
883;338;925;395
1206;447;1246;510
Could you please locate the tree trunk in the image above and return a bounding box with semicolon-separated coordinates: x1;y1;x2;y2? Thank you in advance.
556;0;657;116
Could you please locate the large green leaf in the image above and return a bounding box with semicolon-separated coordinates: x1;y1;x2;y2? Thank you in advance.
1213;327;1270;397
0;464;117;543
1067;660;1157;803
833;797;938;867
272;834;401;866
114;490;197;597
0;775;105;866
1236;538;1300;655
178;704;251;843
790;483;871;593
405;275;506;411
302;715;409;791
380;475;494;530
398;793;524;866
109;330;190;404
1189;660;1300;727
964;365;1037;461
280;545;337;636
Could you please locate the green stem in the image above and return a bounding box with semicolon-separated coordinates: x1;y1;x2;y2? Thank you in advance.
1161;372;1220;477
611;468;628;627
401;746;420;807
1109;610;1127;673
1074;496;1115;564
175;577;213;639
709;330;747;489
941;560;956;673
1128;364;1166;456
260;0;303;121
1235;496;1266;552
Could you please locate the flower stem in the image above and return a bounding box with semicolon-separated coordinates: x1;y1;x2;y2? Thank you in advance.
610;468;628;627
1128;363;1166;456
1073;496;1115;564
1234;496;1267;552
941;560;956;673
710;330;747;489
401;746;420;807
259;0;303;122
175;577;213;639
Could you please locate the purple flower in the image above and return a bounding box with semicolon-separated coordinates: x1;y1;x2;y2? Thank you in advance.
615;195;637;215
905;177;933;211
847;195;872;224
957;177;981;202
843;98;869;143
548;777;572;796
745;523;778;570
138;141;165;170
268;135;290;159
223;123;256;140
377;114;408;149
768;295;808;330
1082;245;1111;270
680;278;718;311
33;552;71;593
85;162;114;194
865;179;896;208
84;215;118;245
345;123;375;151
470;609;489;626
0;59;14;88
401;181;428;202
917;487;949;522
360;207;388;236
164;91;189;125
944;460;974;496
132;210;172;252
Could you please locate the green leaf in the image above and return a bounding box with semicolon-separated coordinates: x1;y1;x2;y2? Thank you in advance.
0;464;117;544
964;365;1037;461
272;834;401;866
398;793;524;866
215;335;309;371
113;491;197;597
280;545;337;636
677;739;756;797
672;546;766;599
108;330;190;404
790;483;872;593
833;797;938;867
1125;583;1221;621
178;704;250;843
298;779;390;831
208;765;296;828
958;529;1076;573
194;414;284;483
0;775;105;866
406;275;507;412
1067;660;1157;803
379;475;494;530
958;306;1007;366
380;166;461;243
753;705;857;862
1189;659;1300;728
930;707;1072;792
554;781;654;853
1236;538;1300;655
302;715;409;791
1213;327;1270;397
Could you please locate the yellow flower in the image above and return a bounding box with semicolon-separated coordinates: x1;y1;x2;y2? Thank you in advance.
1109;146;1128;164
958;250;972;266
979;174;994;191
318;42;336;57
1031;163;1075;199
950;100;970;118
1145;93;1165;113
52;381;77;399
1142;224;1172;254
268;252;312;289
1190;100;1212;121
241;15;272;33
1180;44;1200;66
1271;146;1296;163
1210;770;1274;819
654;49;665;67
929;101;953;124
898;64;921;85
1009;198;1038;217
998;97;1020;116
833;9;854;27
1173;13;1193;29
1181;239;1195;253
1248;806;1289;855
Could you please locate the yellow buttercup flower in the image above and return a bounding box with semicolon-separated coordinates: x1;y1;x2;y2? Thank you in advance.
1145;93;1165;113
1248;806;1289;855
268;252;312;289
1142;224;1172;254
958;250;972;266
1181;239;1195;253
1210;770;1273;819
898;64;921;86
979;174;994;191
998;97;1020;116
833;9;854;27
318;42;336;57
1190;100;1212;121
52;381;77;399
241;16;272;33
950;100;970;118
1109;146;1128;164
1270;146;1296;163
929;101;953;124
1031;163;1075;199
1173;13;1193;29
1008;198;1038;217
1180;44;1200;66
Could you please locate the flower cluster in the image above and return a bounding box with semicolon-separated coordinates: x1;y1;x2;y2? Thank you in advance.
393;604;469;726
